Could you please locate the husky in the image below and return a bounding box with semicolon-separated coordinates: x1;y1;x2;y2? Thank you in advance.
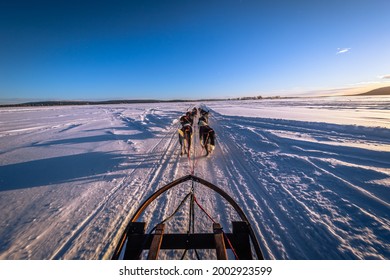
191;107;198;117
199;124;215;156
199;108;209;123
178;123;193;156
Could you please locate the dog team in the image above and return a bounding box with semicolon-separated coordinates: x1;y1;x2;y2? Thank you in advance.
178;107;216;157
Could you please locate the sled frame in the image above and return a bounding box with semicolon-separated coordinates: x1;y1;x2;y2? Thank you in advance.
111;174;264;260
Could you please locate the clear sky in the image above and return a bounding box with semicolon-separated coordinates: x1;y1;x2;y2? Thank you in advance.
1;0;390;102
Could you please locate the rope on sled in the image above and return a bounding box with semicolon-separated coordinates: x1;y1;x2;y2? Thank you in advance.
193;195;240;260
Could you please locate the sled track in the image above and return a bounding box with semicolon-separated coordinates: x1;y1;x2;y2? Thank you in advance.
50;112;180;259
209;110;390;259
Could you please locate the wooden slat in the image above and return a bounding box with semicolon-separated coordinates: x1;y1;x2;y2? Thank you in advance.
147;224;165;260
213;223;227;260
126;233;237;249
159;233;217;249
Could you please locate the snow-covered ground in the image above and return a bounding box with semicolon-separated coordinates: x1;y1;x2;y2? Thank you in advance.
0;96;389;260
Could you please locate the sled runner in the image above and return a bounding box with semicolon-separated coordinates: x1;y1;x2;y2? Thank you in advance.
111;174;264;260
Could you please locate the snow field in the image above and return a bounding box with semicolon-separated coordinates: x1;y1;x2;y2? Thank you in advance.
0;97;389;259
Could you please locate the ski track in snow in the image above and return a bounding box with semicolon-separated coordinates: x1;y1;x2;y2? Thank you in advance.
0;98;389;260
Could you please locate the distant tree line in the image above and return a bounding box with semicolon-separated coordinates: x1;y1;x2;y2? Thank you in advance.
0;95;289;108
228;95;282;100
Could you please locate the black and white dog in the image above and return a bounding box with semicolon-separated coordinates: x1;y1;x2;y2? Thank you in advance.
198;116;215;156
178;115;193;156
199;108;209;123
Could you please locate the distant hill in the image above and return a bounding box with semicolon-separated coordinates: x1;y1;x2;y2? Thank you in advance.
356;86;390;96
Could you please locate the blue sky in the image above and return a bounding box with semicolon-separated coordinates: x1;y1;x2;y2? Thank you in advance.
1;0;390;101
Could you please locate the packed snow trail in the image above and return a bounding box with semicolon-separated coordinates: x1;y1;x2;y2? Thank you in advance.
0;100;389;259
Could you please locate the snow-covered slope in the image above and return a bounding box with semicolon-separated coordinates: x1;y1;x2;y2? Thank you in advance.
0;97;389;259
